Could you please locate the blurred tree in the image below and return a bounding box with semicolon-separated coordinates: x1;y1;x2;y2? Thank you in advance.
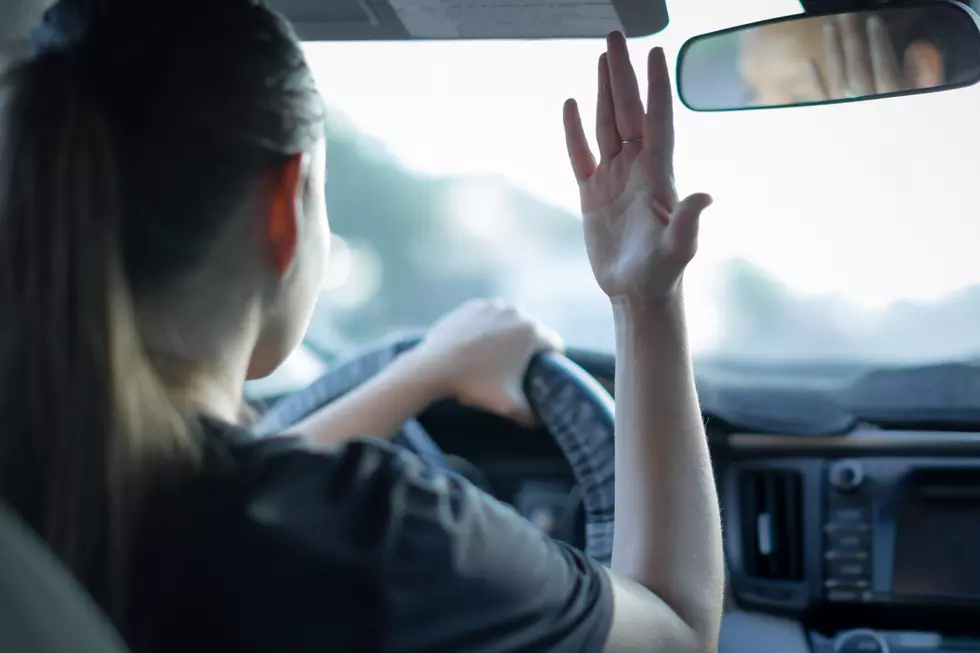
307;114;582;351
715;259;857;361
716;259;791;345
306;115;980;364
714;259;980;364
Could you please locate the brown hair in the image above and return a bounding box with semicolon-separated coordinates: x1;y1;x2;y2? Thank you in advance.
0;0;325;621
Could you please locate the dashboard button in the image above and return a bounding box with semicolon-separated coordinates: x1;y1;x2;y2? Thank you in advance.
827;559;869;580
826;589;861;603
829;506;870;524
824;522;870;534
825;578;868;590
828;530;870;551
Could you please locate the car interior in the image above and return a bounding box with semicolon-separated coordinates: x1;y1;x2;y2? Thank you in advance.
3;0;980;652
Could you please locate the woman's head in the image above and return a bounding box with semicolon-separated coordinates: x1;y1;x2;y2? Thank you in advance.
24;0;329;385
737;19;829;106
0;0;327;618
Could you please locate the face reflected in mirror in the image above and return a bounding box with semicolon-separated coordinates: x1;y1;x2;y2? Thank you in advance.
677;3;980;111
738;13;946;107
737;20;829;106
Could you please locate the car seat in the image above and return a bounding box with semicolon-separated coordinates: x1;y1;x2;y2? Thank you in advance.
0;503;130;653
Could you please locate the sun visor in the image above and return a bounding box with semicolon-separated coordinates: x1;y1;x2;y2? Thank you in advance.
268;0;669;40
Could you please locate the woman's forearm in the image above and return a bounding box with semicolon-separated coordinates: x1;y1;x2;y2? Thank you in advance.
609;293;725;644
293;349;447;448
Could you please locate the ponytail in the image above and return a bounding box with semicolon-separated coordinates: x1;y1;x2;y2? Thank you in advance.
0;49;194;618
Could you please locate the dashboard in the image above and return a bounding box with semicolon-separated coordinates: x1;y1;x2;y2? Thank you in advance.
257;346;980;653
720;431;980;653
410;355;980;653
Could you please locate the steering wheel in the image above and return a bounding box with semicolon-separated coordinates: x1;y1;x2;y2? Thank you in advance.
254;334;616;565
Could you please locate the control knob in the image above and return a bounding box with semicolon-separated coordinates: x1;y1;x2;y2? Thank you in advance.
829;459;864;492
834;629;889;653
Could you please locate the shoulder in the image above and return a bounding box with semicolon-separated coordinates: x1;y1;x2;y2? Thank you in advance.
189;422;614;653
201;421;429;563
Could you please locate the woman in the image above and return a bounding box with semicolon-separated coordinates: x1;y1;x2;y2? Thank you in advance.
0;1;724;652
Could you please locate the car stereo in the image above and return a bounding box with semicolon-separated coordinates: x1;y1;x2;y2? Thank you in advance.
823;459;980;606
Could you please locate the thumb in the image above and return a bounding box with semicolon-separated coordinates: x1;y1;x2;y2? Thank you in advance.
506;390;539;428
668;192;712;254
533;323;565;356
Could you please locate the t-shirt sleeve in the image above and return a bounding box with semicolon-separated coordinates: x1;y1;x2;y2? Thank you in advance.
231;437;614;653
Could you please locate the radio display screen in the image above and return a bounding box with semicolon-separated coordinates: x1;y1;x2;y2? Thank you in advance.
892;491;980;600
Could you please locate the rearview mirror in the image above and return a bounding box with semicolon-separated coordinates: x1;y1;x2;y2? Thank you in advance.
676;1;980;111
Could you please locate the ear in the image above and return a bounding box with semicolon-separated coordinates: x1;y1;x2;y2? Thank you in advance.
264;153;304;277
904;40;945;89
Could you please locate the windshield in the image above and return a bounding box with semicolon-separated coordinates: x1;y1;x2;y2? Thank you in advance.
297;0;980;367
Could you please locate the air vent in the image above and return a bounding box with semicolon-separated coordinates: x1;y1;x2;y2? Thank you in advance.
738;469;804;581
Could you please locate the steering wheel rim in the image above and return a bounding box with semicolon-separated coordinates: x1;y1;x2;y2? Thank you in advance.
254;332;450;472
255;336;616;564
523;351;616;565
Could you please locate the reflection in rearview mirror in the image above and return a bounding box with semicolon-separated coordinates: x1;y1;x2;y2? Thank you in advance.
677;2;980;111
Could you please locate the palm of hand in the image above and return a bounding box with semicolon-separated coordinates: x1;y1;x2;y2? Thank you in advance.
564;35;710;304
581;151;687;299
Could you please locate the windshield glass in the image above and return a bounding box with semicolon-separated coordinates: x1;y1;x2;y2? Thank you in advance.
298;0;980;366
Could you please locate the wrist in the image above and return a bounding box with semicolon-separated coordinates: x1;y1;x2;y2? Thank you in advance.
610;288;684;324
396;345;455;403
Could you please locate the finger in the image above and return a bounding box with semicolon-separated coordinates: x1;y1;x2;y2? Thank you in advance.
595;53;621;160
805;60;831;101
533;323;565;354
508;398;540;429
823;19;848;97
839;14;874;94
903;42;945;89
605;31;645;142
867;15;903;93
562;99;597;183
667;192;712;260
644;46;675;168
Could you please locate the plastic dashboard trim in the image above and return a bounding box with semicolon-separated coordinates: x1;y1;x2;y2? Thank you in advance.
723;458;825;613
727;431;980;453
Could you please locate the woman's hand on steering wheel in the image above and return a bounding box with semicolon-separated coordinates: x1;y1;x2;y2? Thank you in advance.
414;299;562;426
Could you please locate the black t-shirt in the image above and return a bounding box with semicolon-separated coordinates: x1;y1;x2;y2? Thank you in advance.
127;421;613;653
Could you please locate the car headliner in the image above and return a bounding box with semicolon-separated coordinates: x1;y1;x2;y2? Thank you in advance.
0;0;677;46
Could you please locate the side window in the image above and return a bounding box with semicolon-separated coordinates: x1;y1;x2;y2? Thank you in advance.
0;40;28;72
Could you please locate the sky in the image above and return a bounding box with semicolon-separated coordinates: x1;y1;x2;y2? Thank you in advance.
299;0;980;319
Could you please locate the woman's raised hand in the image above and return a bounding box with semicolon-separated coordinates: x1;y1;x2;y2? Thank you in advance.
563;32;712;304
